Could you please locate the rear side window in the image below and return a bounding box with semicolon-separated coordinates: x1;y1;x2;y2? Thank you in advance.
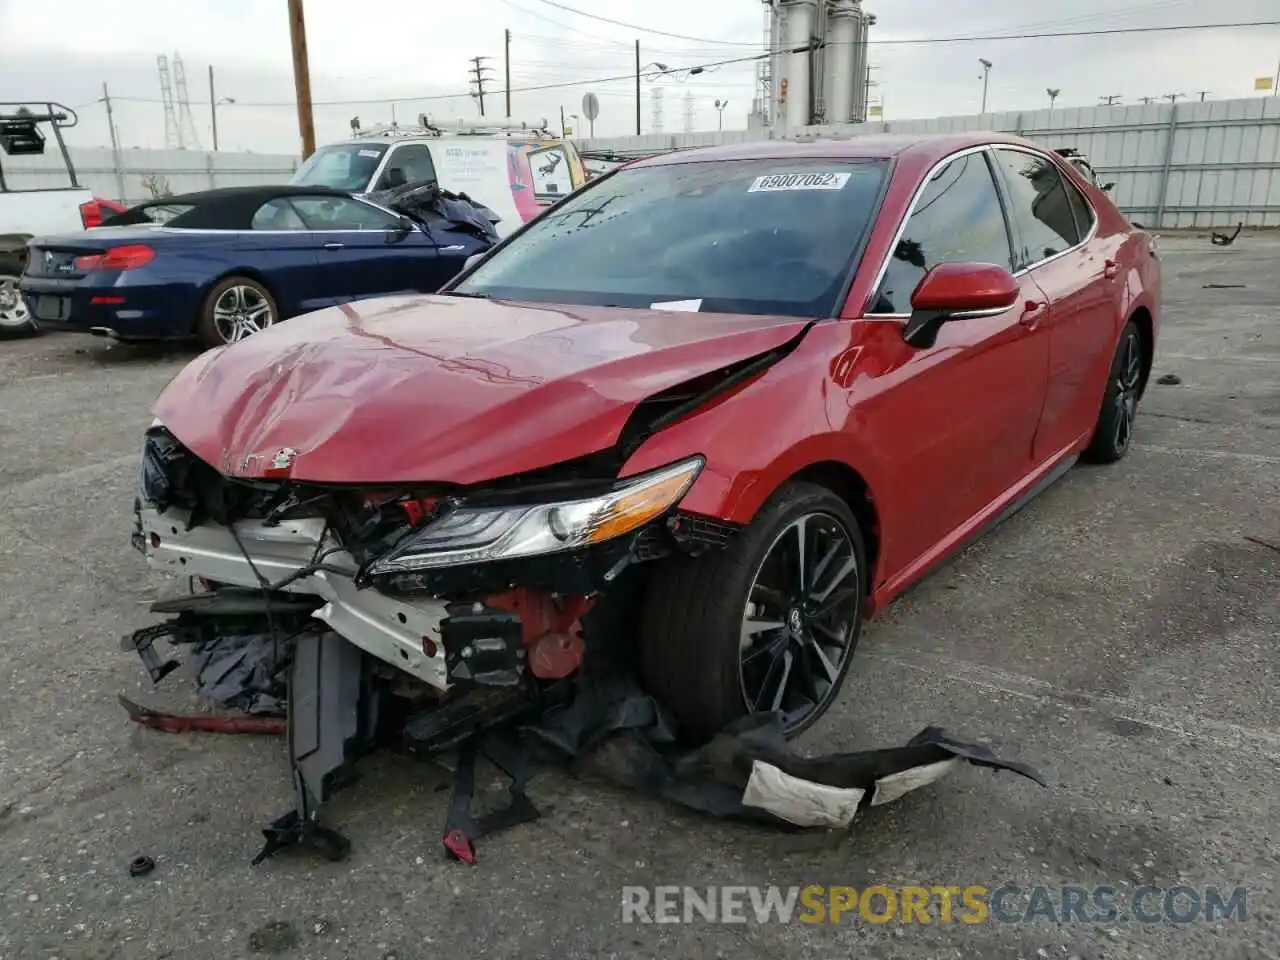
870;151;1014;315
993;148;1080;267
1062;174;1096;239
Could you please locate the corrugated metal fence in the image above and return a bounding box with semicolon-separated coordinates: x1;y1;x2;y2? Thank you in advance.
3;147;299;207
577;96;1280;228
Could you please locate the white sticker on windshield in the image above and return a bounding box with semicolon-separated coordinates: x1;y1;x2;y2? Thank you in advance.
358;149;381;158
650;299;702;312
747;172;851;193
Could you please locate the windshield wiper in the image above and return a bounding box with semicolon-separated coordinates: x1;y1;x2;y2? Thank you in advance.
444;291;489;299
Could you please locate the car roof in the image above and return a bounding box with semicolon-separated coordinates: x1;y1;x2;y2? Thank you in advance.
109;185;354;230
627;131;1049;169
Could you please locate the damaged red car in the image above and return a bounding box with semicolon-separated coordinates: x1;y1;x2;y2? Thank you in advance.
136;132;1160;744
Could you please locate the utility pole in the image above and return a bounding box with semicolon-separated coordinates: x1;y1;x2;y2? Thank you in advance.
560;105;566;137
208;65;219;151
101;83;126;203
1163;92;1183;102
469;56;494;117
1139;96;1156;105
1194;90;1211;102
1047;87;1060;110
287;0;315;159
978;58;992;114
504;29;512;118
1099;94;1123;105
634;40;641;135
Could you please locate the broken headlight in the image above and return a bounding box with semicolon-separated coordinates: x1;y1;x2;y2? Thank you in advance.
367;456;704;574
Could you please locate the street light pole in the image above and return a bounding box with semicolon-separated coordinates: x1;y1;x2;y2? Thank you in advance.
1047;87;1060;111
714;99;728;131
979;58;992;114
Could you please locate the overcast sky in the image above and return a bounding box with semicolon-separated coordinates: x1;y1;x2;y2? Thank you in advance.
2;0;1277;155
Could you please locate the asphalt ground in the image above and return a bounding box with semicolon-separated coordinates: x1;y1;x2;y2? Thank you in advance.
0;234;1276;960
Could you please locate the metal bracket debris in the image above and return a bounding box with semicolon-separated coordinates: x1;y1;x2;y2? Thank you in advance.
441;732;540;865
120;624;183;684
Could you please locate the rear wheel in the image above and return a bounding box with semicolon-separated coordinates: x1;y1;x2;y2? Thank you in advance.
196;275;278;349
1083;319;1144;464
0;257;39;340
639;482;865;743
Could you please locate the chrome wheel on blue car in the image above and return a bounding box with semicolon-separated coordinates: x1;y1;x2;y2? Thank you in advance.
0;262;39;340
198;275;278;349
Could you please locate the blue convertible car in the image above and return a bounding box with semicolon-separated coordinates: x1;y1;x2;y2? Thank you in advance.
19;184;496;347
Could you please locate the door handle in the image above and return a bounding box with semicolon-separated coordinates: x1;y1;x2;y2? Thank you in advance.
1103;259;1118;279
1018;299;1047;328
322;242;344;251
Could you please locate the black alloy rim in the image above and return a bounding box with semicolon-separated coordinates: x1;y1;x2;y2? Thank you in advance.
1114;332;1141;452
739;511;861;731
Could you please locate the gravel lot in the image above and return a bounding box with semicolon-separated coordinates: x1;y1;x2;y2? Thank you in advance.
0;234;1276;960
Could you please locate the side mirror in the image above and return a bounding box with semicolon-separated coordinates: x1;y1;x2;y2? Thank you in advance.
389;214;416;240
903;262;1020;348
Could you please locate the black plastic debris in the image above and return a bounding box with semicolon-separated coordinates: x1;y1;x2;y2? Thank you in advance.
128;855;155;877
1156;373;1182;385
365;178;501;243
1210;222;1243;246
122;596;1047;865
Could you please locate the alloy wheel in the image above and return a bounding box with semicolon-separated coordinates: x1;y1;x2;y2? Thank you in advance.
1113;332;1142;452
739;511;861;732
212;285;274;343
0;275;32;328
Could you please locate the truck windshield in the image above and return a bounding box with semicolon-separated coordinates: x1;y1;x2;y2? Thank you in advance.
450;158;887;319
291;143;387;192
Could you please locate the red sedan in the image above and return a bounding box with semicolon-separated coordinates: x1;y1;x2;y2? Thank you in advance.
138;132;1159;742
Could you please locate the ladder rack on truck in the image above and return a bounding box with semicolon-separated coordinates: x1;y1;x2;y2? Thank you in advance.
351;116;555;140
0;102;81;192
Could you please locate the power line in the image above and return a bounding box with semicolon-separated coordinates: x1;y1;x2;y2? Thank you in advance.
523;0;761;45
105;19;1280;109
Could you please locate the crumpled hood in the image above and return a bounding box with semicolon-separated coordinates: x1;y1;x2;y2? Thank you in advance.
153;294;812;485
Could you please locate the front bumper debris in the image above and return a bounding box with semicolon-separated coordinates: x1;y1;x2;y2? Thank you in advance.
138;506;450;689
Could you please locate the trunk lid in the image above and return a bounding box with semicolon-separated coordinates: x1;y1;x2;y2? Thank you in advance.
25;226;162;278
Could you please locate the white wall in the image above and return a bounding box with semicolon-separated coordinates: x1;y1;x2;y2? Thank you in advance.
576;96;1280;228
2;146;299;206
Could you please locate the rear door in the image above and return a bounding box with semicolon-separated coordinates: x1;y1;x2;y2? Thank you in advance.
861;147;1051;573
289;195;442;301
990;147;1121;462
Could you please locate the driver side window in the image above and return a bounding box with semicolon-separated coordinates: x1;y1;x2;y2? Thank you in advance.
290;196;401;231
870;151;1015;315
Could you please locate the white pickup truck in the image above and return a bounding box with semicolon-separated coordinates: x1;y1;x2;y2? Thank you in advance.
0;104;97;339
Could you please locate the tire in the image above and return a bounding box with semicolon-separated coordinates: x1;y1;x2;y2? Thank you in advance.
196;275;279;349
0;256;39;340
1082;319;1143;464
639;481;866;743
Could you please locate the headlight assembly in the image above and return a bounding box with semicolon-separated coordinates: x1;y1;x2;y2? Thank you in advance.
367;456;704;574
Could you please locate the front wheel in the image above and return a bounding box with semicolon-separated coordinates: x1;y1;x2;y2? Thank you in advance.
196;275;278;349
639;482;865;743
1083;319;1144;464
0;259;39;340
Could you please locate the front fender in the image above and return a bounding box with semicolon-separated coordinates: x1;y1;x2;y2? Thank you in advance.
619;323;890;525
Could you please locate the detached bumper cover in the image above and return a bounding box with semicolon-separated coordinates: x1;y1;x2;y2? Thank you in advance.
138;506;449;688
